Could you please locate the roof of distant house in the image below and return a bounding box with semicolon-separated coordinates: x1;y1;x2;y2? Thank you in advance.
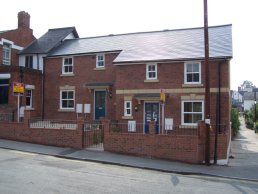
48;24;232;63
19;27;79;54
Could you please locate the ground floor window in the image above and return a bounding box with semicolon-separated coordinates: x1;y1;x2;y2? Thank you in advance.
124;101;132;117
60;90;75;109
182;100;203;125
0;79;9;104
26;90;32;108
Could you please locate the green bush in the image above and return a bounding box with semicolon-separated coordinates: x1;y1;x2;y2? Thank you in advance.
231;108;240;136
246;118;254;129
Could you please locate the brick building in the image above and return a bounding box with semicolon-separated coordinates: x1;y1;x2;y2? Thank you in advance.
0;12;79;120
0;12;233;163
44;25;232;133
0;11;39;119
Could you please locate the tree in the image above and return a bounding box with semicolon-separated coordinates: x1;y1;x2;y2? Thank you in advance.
231;108;240;137
241;80;256;89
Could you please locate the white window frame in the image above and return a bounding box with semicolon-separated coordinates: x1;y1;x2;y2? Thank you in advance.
184;62;201;84
96;54;105;68
60;90;75;109
2;43;11;65
62;57;73;74
181;100;204;126
146;63;157;80
25;89;33;108
124;101;132;117
25;55;33;69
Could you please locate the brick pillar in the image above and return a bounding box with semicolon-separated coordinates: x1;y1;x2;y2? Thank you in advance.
198;121;206;162
23;110;31;126
100;119;110;134
77;117;85;131
149;121;156;135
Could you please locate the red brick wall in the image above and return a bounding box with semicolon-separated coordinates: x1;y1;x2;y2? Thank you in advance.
104;120;230;163
0;111;83;149
115;60;230;127
0;66;42;117
44;53;118;120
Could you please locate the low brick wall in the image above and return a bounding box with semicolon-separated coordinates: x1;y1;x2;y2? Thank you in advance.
103;120;230;164
0;111;83;149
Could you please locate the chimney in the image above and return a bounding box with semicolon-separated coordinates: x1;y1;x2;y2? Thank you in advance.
18;11;30;29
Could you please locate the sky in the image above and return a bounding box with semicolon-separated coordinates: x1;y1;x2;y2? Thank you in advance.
1;0;257;90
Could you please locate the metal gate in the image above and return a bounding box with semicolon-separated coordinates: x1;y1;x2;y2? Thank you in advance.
83;122;104;151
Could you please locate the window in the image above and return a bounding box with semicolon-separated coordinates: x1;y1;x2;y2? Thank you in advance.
3;43;11;65
184;62;201;84
124;101;132;117
0;79;9;104
62;57;73;74
96;54;105;68
26;90;32;108
146;64;157;80
60;90;75;109
25;56;33;68
182;101;203;125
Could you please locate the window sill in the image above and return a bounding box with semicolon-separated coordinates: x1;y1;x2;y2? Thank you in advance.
122;116;133;120
182;83;203;88
58;109;75;112
25;108;35;111
94;67;106;71
60;73;75;77
144;79;159;83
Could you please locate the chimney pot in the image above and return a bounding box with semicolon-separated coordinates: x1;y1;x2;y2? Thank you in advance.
18;11;30;29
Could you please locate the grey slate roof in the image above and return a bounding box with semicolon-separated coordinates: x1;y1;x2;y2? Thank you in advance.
48;24;232;63
19;27;79;54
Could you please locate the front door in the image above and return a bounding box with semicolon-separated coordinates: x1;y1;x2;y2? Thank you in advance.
144;103;160;134
95;91;106;120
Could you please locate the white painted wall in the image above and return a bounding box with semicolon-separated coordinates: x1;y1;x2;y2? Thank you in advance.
64;33;75;40
232;91;243;102
244;100;254;111
19;54;46;71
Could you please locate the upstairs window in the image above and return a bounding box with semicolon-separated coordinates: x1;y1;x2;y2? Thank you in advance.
25;56;33;68
96;54;105;68
2;43;11;65
146;64;157;80
62;57;73;74
124;101;132;117
184;62;201;84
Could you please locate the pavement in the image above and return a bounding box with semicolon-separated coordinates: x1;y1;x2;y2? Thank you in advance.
1;116;258;182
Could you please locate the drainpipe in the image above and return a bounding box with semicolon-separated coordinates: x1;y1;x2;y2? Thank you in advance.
42;57;45;119
214;61;222;164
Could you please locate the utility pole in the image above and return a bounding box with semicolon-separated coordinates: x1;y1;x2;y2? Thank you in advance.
204;0;211;165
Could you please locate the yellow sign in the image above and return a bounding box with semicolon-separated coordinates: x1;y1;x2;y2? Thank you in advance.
13;82;25;94
160;89;166;102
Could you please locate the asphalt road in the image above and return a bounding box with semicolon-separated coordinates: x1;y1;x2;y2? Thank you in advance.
0;148;257;194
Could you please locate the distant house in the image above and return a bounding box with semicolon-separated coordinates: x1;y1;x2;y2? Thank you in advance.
231;90;243;111
243;92;258;111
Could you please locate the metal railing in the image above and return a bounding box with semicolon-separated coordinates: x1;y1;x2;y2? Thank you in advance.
109;122;199;136
29;119;77;129
110;122;145;133
0;113;14;122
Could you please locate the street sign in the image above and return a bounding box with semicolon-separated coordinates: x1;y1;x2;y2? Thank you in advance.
13;82;24;96
160;89;166;102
